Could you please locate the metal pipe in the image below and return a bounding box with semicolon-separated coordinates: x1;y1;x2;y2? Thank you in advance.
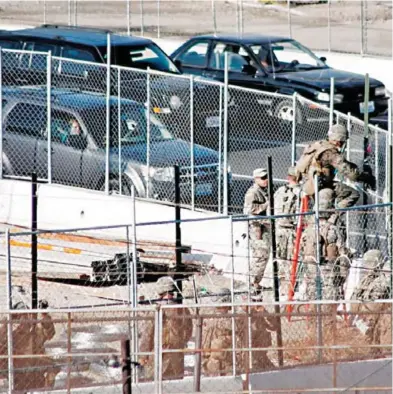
6;230;13;394
329;77;335;128
157;0;161;38
360;0;364;56
118;68;122;194
105;34;111;194
291;93;297;166
43;0;47;25
121;339;132;394
212;0;217;35
346;112;351;250
131;188;138;308
287;0;292;38
47;51;52;183
218;85;223;214
127;0;131;35
74;0;77;26
363;74;370;252
327;0;331;52
0;49;3;180
68;0;72;26
140;0;144;36
314;174;323;364
240;0;244;36
146;71;151;198
236;0;240;35
66;312;72;394
174;165;183;302
229;216;236;376
388;98;393;296
223;52;229;215
31;172;38;310
375;129;379;198
190;76;195;210
157;308;163;394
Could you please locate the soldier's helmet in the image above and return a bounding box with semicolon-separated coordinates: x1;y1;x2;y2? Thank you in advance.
156;276;176;295
363;249;383;271
328;124;348;142
215;288;232;303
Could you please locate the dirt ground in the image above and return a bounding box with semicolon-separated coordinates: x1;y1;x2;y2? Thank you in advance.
0;0;391;56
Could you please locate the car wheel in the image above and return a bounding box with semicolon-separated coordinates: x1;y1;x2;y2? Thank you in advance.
274;100;304;124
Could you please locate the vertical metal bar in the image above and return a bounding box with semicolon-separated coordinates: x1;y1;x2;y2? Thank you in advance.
140;0;144;36
31;172;38;310
146;71;151;198
0;49;3;180
223;53;229;215
174;165;183;301
287;0;292;38
327;0;331;52
229;216;236;376
388;98;392;295
363;74;370;252
314;174;323;364
364;0;368;55
105;34;111;194
153;308;161;393
121;339;132;394
74;0;77;26
126;226;132;307
360;0;364;56
158;307;163;394
6;230;13;394
291;93;297;166
131;188;138;308
190;76;195;211
127;0;131;35
157;0;161;38
375;128;379;197
68;0;72;26
329;77;335;128
47;51;52;183
212;0;217;35
218;85;223;214
346;113;351;249
118;68;122;195
240;0;244;35
43;0;47;25
236;0;240;35
66;312;72;394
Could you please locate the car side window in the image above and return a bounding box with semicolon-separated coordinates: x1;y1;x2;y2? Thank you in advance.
209;42;250;72
61;46;96;62
59;46;96;76
19;42;56;70
0;40;22;50
178;41;209;68
5;103;46;137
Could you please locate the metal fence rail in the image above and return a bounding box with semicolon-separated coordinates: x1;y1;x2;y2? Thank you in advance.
0;0;391;57
0;48;390;216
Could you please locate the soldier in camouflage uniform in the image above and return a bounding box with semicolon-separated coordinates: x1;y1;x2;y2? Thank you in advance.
139;277;193;380
202;289;234;376
295;124;376;220
274;166;301;299
302;189;351;303
244;168;270;292
350;250;391;355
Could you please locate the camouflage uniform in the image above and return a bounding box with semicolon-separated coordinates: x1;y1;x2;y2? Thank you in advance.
274;167;301;298
296;124;375;211
139;277;193;380
202;289;233;376
351;250;391;355
302;189;350;302
244;171;270;287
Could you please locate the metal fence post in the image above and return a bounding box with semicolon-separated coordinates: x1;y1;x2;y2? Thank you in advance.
47;51;52;183
218;85;223;214
236;0;240;35
287;0;292;38
157;0;161;38
223;53;229;215
314;175;323;364
327;0;331;52
140;0;144;36
74;0;77;26
0;48;3;180
212;0;217;35
346;112;352;250
190;76;195;210
5;229;14;394
154;307;161;393
229;216;236;376
118;68;122;194
388;98;392;295
291;93;297;166
157;307;163;394
68;0;72;26
43;0;47;25
360;0;365;56
131;186;138;308
146;70;151;198
105;34;111;194
329;77;335;128
127;0;131;35
240;0;244;35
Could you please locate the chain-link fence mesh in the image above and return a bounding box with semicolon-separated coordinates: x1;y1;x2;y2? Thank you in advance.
0;1;390;57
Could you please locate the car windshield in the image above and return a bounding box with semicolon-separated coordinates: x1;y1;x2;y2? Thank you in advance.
113;44;180;74
249;40;328;73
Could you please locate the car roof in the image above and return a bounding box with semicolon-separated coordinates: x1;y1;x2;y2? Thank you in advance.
191;33;293;45
1;26;153;48
2;86;141;110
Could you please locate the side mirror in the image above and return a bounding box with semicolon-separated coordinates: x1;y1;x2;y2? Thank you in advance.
320;56;327;63
174;59;182;69
68;135;87;150
242;64;257;75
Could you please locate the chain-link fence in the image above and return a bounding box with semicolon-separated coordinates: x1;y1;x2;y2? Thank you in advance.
0;1;391;57
0;300;390;393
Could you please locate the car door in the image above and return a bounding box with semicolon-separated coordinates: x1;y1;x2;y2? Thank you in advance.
174;40;211;77
2;102;46;179
39;109;86;187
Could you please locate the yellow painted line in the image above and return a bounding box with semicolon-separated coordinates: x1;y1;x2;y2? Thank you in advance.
10;239;84;255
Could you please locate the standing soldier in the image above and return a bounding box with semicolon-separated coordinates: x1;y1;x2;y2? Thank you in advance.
139;276;193;380
274;166;301;299
295;124;376;222
244;168;270;294
350;250;391;355
202;289;233;377
302;189;351;303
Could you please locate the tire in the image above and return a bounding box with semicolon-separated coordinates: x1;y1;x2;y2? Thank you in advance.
274;99;304;124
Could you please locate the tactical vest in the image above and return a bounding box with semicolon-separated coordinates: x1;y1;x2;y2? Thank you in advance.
275;185;299;227
295;140;337;195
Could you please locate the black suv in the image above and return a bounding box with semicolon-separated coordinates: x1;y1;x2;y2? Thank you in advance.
0;25;222;147
1;86;221;204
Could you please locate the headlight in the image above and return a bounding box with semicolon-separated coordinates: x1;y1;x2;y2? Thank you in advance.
316;92;343;103
141;166;175;182
169;95;182;110
375;86;386;96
